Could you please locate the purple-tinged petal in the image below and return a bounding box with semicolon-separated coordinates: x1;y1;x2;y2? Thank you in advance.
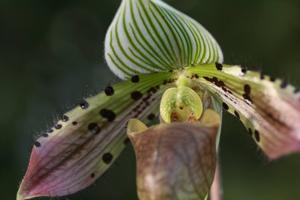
17;72;173;200
187;63;300;159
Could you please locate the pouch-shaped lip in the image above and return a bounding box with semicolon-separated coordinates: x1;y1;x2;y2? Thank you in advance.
128;120;219;200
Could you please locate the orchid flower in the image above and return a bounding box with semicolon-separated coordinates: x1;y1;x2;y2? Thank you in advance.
17;0;300;200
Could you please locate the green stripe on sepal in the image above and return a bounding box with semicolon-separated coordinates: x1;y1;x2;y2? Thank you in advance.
105;0;223;79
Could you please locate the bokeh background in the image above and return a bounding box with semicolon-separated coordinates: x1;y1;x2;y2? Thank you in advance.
1;0;300;199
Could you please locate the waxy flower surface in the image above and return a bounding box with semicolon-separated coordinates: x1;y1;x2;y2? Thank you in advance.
17;0;300;200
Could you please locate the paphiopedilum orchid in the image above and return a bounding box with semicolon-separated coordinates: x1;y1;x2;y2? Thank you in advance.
17;0;300;200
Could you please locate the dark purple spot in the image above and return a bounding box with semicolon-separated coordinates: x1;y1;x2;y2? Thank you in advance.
100;109;116;122
48;129;54;133
254;130;260;142
34;141;41;147
260;73;265;80
88;123;101;134
79;100;89;109
131;75;140;83
241;67;247;73
102;153;113;164
42;133;48;137
72;121;78;126
62;115;69;122
90;173;95;178
131;91;143;101
55;124;62;129
105;86;114;96
215;62;223;71
222;102;229;110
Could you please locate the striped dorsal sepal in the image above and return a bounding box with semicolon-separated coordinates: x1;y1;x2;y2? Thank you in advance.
105;0;223;79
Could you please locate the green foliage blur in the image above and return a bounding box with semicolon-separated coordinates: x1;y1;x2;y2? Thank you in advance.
1;0;300;199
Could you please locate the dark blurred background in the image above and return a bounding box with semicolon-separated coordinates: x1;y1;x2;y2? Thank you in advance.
1;0;300;199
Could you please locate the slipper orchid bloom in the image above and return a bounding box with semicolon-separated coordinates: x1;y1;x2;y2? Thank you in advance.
17;0;300;200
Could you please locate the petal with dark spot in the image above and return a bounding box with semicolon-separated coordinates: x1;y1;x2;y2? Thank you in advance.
188;64;300;159
17;72;173;200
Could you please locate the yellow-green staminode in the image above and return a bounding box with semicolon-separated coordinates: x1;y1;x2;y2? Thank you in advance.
160;85;203;123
